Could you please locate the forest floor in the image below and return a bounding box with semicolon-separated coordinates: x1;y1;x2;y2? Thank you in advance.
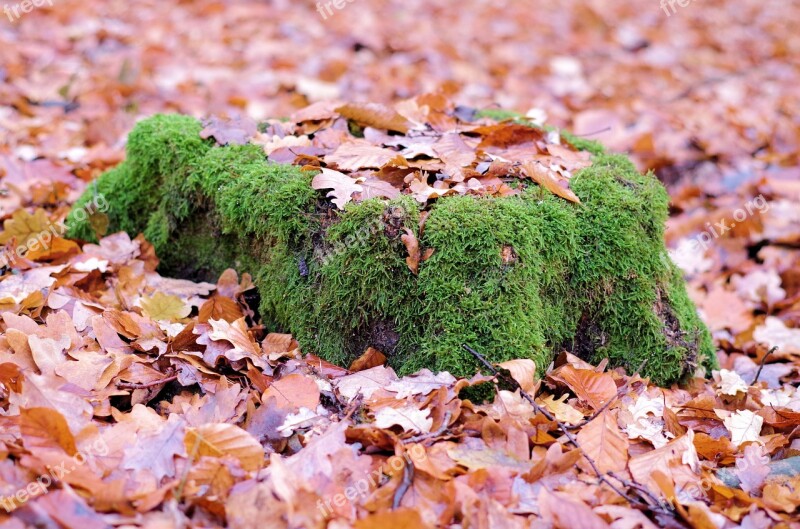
0;0;799;528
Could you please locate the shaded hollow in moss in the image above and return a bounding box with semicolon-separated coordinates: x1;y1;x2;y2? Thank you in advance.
68;114;716;385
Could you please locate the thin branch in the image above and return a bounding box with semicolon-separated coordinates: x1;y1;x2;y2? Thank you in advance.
753;346;779;384
117;375;178;389
392;454;414;509
461;344;675;515
407;411;452;443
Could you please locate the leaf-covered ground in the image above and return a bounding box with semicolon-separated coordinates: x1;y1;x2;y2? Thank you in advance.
1;1;799;528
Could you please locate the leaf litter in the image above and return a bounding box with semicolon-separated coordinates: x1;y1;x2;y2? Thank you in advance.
1;0;800;527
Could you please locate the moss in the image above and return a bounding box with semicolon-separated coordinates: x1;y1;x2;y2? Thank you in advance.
68;114;716;386
458;382;497;404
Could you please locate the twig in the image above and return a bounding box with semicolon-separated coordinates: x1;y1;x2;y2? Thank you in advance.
392;453;414;509
753;346;779;384
117;375;178;389
461;344;673;515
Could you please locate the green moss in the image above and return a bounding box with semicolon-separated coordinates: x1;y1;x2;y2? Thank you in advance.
68;114;716;386
458;382;497;404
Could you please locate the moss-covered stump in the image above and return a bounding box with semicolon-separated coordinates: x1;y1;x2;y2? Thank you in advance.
68;114;715;385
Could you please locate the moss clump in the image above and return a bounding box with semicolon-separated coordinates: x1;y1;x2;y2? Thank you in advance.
68;114;716;385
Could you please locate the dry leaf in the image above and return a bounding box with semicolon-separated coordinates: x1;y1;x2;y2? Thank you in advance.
311;168;363;209
521;160;581;204
350;347;387;371
185;423;264;472
336;102;412;133
576;410;629;473
498;359;537;392
140;292;191;321
401;227;421;274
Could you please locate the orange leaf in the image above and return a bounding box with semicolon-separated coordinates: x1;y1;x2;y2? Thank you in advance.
575;410;629;473
199;295;243;323
498;359;537;392
20;407;78;456
521;160;581;204
350;347;387;371
336;102;411;133
557;365;617;410
185;424;264;472
401;227;421;275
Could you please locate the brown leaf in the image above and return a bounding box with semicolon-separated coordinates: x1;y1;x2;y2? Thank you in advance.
336;102;412;133
350;347;387;371
311;168;362;209
25;237;80;261
497;359;537;392
357;176;401;201
261;333;297;355
557;365;617;410
325;140;401;172
401;227;421;275
185;423;265;472
20;407;78;456
538;488;611;529
200;115;258;146
576;410;629;473
354;508;432;529
262;373;320;411
521;160;581;204
199;294;244;323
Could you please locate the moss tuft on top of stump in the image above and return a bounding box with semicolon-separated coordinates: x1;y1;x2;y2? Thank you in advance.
68;112;716;385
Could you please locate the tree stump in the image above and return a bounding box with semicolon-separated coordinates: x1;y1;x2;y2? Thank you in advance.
68;114;715;385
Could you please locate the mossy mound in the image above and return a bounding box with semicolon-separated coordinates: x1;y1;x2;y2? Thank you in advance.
68;114;716;385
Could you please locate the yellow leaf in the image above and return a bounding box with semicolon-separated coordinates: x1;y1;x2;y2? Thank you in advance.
140;292;191;321
0;208;52;246
185;424;264;472
537;394;584;425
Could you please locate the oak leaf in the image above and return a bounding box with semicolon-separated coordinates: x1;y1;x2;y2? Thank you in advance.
311;168;362;209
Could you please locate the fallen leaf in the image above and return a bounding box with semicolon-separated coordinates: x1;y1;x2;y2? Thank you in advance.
336;102;412;133
521;161;581;204
350;347;387;371
20;407;78;456
722;410;764;447
140;292;191;321
200;115;258;146
311;168;363;209
576;410;629;473
185;423;264;472
374;405;432;434
498;359;537;392
401;228;421;274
